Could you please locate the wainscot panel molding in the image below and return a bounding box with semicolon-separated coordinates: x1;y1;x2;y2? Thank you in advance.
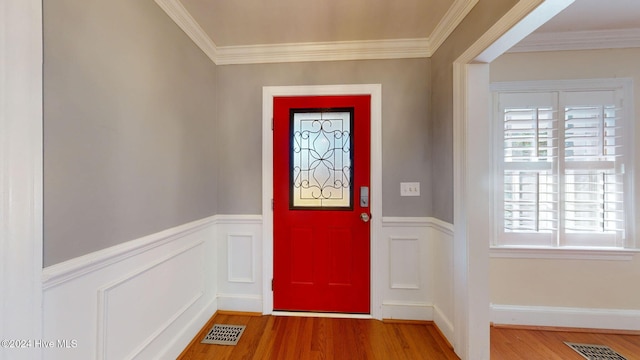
227;235;255;283
491;304;640;331
380;216;455;337
380;217;432;321
389;236;421;290
40;214;460;358
216;215;452;323
42;216;218;360
215;215;264;313
96;241;205;359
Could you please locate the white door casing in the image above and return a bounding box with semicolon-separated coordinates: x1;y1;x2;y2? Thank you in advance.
451;1;574;359
1;1;44;359
262;84;383;319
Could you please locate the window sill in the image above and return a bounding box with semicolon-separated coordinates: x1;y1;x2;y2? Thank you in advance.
490;246;639;261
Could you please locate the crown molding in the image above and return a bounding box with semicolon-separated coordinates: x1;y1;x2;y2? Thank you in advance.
215;38;430;65
154;0;479;65
508;28;640;53
154;0;217;63
429;0;479;54
157;0;640;64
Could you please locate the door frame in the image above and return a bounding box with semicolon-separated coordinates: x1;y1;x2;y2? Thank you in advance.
450;2;574;358
262;84;383;319
1;0;44;353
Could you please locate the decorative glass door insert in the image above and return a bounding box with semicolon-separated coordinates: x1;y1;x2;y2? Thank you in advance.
290;108;354;209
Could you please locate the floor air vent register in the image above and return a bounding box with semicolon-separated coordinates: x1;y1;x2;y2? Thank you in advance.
565;342;628;360
201;324;246;346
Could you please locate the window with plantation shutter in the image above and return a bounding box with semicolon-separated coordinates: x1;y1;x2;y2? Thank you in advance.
492;79;633;249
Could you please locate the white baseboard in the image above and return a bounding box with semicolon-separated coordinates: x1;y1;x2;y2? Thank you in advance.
433;304;455;345
217;294;264;313
381;301;433;321
491;304;640;331
158;297;218;359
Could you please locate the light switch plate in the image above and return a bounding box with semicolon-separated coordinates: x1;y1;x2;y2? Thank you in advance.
400;182;420;197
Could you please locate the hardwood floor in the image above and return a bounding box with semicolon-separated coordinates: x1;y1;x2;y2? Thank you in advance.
179;312;640;359
491;326;640;360
178;312;459;359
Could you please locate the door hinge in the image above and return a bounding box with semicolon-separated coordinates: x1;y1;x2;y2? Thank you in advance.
271;198;274;210
271;118;274;130
271;278;274;291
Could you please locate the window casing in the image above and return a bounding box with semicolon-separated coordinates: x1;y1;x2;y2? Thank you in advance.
492;79;634;249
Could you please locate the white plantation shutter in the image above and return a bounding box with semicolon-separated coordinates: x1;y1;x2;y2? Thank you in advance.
495;82;630;248
499;92;558;246
562;91;625;246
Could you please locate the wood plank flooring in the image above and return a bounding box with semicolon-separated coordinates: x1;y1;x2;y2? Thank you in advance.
179;312;640;359
178;313;459;359
491;326;640;360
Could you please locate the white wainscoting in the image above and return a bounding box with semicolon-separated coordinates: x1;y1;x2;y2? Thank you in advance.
42;216;218;360
429;218;455;344
491;304;640;331
389;236;421;290
380;216;455;339
40;214;458;359
215;215;264;313
380;217;432;321
43;212;640;359
214;214;455;326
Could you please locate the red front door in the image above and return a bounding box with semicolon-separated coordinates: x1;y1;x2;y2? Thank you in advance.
273;95;371;313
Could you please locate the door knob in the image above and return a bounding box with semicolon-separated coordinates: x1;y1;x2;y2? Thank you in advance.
360;213;370;223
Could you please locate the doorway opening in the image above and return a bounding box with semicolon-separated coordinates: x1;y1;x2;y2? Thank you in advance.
262;84;382;319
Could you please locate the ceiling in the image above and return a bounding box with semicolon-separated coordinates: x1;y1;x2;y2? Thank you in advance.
157;0;640;64
534;0;640;33
178;0;640;45
179;0;455;46
512;0;640;52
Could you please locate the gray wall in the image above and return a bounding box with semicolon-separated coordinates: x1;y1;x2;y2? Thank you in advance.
44;3;433;266
429;0;518;223
44;0;218;266
215;59;432;216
